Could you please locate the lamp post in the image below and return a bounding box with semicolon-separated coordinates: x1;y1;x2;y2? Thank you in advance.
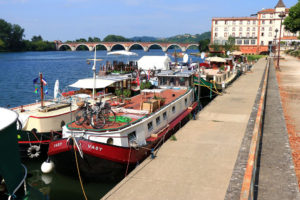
277;12;286;70
274;28;278;55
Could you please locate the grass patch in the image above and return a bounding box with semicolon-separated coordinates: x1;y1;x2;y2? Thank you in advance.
246;55;265;62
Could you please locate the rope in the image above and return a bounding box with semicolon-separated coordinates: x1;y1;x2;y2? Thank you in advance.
73;140;88;200
8;164;27;200
124;146;132;177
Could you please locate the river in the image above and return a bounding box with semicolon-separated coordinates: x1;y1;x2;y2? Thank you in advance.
0;49;201;200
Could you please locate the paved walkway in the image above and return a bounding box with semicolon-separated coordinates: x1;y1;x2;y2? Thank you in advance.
256;59;300;200
102;59;267;200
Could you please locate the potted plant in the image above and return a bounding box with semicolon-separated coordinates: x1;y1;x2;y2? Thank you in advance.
115;89;122;102
123;89;131;104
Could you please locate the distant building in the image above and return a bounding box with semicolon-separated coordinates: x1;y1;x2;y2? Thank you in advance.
211;0;299;54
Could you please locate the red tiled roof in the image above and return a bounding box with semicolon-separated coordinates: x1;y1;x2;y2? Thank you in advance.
258;9;275;14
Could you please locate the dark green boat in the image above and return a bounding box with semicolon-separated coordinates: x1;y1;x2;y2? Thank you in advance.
0;107;45;200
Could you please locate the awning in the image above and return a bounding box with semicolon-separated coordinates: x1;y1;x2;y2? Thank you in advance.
138;55;171;70
205;57;226;63
69;78;116;89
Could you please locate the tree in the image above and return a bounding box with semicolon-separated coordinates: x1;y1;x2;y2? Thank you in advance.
224;36;237;52
198;39;210;52
103;35;131;42
284;0;300;34
31;35;43;42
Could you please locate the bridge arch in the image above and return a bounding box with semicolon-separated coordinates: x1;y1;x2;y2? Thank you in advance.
166;44;183;51
111;43;126;51
93;44;109;51
186;44;199;50
129;43;144;51
148;43;164;51
75;44;90;51
58;44;73;51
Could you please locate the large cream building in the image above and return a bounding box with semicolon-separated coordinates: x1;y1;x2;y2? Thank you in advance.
211;0;299;54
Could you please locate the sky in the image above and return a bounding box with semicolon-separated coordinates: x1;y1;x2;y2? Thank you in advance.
0;0;298;41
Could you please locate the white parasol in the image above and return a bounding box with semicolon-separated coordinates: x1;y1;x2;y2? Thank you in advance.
107;50;138;56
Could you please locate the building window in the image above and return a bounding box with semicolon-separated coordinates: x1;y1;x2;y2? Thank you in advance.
252;32;256;37
261;32;264;36
225;20;227;25
270;14;273;18
163;112;167;120
247;27;250;31
261;41;264;45
147;121;153;131
240;21;243;25
156;116;161;125
246;32;250;37
239;32;242;37
268;32;272;37
224;32;228;37
261;27;264;31
244;40;249;45
269;27;272;31
215;27;218;31
239;27;243;31
252;27;256;31
215;33;218;37
247;21;250;24
262;20;265;24
215;21;218;25
237;39;242;45
172;106;176;113
233;21;236;25
253;20;256;25
224;27;228;31
232;27;236;31
251;40;256;45
232;32;236;37
270;20;272;24
262;14;265;18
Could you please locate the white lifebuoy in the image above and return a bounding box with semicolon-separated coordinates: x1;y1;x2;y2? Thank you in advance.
27;145;41;158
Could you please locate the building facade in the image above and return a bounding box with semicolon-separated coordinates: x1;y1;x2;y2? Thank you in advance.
211;0;299;54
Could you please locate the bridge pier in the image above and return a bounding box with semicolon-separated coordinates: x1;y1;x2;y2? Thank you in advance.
71;47;76;51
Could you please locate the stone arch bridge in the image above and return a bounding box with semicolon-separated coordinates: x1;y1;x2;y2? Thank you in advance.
54;41;198;52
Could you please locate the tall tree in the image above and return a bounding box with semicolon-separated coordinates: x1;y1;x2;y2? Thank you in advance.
284;0;300;33
224;36;237;52
31;35;43;42
198;39;210;52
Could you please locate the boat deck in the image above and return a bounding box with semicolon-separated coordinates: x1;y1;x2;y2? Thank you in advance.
67;89;188;132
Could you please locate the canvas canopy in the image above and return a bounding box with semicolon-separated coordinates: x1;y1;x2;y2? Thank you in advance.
205;56;226;63
138;56;171;70
69;78;115;89
107;50;138;56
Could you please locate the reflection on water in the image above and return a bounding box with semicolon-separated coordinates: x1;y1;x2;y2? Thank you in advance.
24;159;115;200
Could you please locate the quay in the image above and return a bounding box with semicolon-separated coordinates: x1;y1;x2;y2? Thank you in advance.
102;56;300;200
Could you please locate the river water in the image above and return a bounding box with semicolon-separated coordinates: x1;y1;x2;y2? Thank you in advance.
0;49;201;200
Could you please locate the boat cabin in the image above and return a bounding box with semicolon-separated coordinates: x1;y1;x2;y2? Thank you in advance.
156;70;195;88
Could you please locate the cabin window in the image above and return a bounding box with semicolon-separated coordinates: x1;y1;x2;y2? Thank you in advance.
128;131;136;142
148;121;153;131
185;98;188;106
107;138;113;145
179;77;185;86
170;77;175;86
172;106;176;113
161;77;167;85
163;112;167;120
156;116;161;125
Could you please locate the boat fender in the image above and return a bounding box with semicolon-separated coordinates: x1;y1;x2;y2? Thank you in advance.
41;159;54;174
27;145;41;159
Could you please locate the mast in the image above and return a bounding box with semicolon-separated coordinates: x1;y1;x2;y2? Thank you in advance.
92;48;97;100
40;72;44;107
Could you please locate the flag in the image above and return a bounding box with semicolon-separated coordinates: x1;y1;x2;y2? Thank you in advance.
41;78;47;86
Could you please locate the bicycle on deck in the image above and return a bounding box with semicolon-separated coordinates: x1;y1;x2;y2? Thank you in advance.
75;99;116;129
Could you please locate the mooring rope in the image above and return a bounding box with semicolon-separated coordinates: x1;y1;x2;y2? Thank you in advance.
73;139;88;200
